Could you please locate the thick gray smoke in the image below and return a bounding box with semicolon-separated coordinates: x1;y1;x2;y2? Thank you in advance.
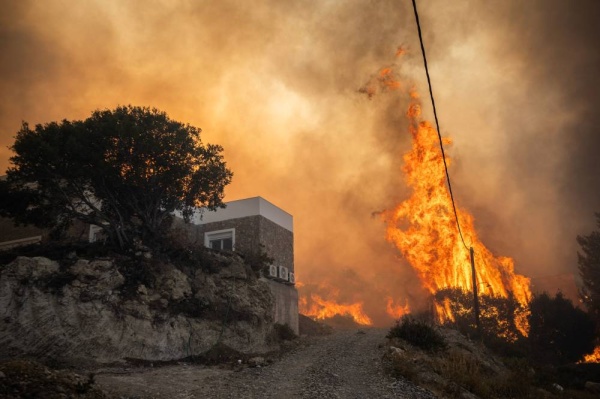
1;0;599;323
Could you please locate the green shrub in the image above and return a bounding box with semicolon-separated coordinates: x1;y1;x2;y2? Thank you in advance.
387;316;447;351
528;292;596;365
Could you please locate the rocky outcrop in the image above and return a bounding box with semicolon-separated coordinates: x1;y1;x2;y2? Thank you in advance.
0;254;275;367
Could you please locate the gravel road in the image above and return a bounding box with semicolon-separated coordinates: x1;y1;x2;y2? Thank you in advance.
96;328;438;399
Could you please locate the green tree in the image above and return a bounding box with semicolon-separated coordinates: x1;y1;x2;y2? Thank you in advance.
0;105;233;250
577;213;600;329
528;292;595;364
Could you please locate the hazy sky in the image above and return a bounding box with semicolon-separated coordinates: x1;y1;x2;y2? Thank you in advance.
2;0;599;324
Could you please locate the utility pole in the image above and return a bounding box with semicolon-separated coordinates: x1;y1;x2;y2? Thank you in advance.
470;246;482;337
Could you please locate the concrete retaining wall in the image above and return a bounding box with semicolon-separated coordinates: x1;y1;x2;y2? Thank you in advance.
261;278;299;335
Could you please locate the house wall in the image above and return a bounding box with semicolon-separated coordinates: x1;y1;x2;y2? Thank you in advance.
192;212;298;334
193;215;261;255
191;215;294;272
191;197;293;232
258;216;294;272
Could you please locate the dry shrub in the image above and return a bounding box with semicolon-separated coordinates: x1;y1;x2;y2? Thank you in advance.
432;349;533;399
387;316;447;352
433;349;492;398
383;350;419;382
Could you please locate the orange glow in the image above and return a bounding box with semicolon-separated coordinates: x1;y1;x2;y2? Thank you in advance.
379;67;402;90
582;346;600;363
386;296;411;319
382;69;532;333
300;294;373;326
380;67;393;77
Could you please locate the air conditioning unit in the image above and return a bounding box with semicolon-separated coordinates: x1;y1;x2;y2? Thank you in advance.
268;264;278;278
278;266;289;281
288;272;295;284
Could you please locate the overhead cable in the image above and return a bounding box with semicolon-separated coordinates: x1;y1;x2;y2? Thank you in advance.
411;0;469;251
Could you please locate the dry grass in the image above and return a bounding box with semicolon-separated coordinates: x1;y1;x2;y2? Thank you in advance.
385;344;539;399
433;349;495;398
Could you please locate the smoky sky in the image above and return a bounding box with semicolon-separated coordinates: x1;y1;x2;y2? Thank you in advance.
1;0;599;324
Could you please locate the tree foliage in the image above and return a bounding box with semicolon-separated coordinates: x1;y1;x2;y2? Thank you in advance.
528;292;595;365
0;105;233;250
577;213;600;329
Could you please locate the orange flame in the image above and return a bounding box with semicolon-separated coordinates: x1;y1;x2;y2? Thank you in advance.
382;67;532;333
304;51;531;332
434;297;456;324
300;294;373;326
582;346;600;363
386;297;411;319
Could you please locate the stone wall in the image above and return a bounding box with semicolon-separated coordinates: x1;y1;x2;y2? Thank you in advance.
189;215;294;272
195;216;261;256
258;217;294;272
187;215;297;333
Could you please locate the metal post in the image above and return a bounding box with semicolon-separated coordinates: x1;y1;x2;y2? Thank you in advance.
470;246;481;336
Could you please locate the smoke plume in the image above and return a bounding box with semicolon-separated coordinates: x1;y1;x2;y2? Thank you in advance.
1;0;599;324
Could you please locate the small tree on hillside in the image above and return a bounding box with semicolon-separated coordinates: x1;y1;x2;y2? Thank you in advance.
577;213;600;330
0;105;233;250
528;292;595;365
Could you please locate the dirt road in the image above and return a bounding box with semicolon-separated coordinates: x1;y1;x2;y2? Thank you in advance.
96;328;437;399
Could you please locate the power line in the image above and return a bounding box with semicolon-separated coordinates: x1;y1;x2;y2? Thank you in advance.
411;0;469;251
411;0;481;337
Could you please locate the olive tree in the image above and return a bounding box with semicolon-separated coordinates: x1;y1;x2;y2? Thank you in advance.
0;105;233;250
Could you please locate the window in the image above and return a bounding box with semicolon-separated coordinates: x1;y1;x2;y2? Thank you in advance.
204;228;235;251
88;224;105;243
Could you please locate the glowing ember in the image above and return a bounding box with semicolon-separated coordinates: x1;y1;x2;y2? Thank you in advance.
381;62;532;332
582;346;600;363
300;294;373;326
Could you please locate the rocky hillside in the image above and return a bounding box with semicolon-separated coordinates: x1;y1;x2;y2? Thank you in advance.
0;251;277;367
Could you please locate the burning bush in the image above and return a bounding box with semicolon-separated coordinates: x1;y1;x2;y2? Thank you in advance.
434;288;528;346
